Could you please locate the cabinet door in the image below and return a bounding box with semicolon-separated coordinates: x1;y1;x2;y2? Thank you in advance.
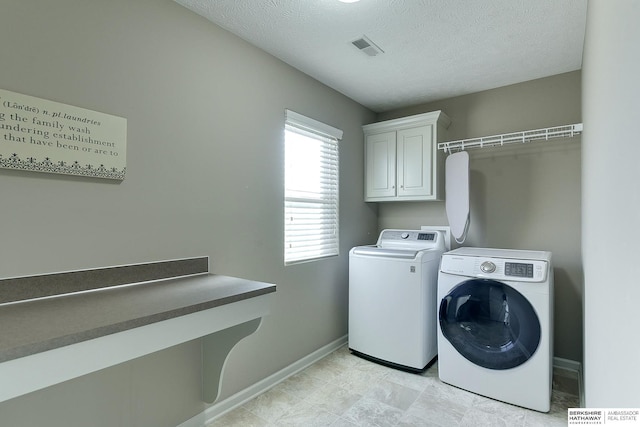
396;125;433;198
365;131;396;199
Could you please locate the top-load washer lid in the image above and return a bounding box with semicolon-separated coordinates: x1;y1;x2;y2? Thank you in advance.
350;229;447;260
350;247;419;259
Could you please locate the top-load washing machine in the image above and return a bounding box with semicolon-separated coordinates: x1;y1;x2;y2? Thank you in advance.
437;247;553;412
349;228;449;371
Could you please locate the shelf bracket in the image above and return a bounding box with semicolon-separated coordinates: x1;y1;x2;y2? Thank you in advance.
201;318;262;403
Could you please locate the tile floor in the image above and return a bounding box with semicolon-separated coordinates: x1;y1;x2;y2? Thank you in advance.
208;346;580;427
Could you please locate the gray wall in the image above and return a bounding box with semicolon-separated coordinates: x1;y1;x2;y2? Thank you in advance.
583;0;640;407
0;1;377;426
376;71;583;363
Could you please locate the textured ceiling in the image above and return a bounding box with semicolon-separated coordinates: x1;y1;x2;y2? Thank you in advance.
175;0;587;113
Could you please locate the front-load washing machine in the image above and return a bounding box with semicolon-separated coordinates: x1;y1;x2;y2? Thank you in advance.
437;247;553;412
349;228;448;371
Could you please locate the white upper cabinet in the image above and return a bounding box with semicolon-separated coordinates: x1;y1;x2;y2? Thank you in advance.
364;131;396;199
363;111;450;202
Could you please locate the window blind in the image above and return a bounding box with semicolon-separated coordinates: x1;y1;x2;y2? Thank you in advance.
284;110;342;265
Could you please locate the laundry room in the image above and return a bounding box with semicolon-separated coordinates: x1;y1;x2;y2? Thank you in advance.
0;1;638;426
375;71;583;366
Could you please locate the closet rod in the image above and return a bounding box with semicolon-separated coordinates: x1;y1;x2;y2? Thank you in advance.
438;123;583;153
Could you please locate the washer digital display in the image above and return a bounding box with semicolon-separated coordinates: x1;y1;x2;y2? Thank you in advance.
505;262;534;278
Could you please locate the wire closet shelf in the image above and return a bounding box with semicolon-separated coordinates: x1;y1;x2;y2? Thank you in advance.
437;123;583;153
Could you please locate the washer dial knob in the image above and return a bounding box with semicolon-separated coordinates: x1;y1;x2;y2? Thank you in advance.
401;232;410;239
480;261;496;273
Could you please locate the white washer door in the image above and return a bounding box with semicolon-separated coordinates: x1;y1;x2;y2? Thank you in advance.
438;279;541;370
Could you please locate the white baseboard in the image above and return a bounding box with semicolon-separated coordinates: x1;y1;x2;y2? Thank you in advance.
553;356;581;377
553;356;584;407
178;335;348;427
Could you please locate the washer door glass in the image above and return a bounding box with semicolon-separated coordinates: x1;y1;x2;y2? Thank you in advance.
439;279;541;370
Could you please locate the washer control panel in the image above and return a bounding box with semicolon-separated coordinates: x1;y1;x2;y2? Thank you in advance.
380;230;435;242
376;229;444;251
441;253;548;282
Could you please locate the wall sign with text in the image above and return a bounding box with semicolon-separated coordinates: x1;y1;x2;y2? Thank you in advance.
0;89;127;180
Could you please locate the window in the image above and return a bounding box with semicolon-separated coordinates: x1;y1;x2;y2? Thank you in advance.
284;110;342;265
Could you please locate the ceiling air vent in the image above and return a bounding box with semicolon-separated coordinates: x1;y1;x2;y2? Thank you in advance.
351;35;384;57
